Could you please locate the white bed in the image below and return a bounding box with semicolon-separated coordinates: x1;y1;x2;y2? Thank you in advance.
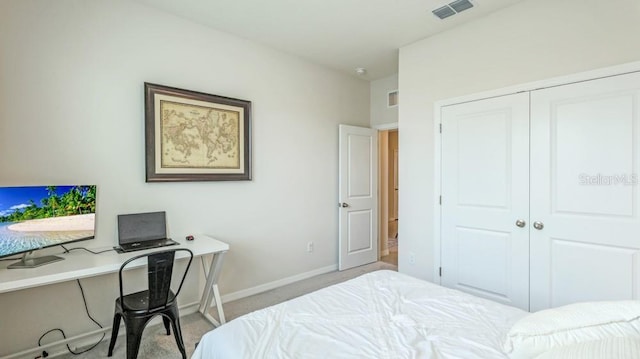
192;270;527;358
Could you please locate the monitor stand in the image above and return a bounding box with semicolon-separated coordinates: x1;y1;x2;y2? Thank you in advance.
7;251;64;269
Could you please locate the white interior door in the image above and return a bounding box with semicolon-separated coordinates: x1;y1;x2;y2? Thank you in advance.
530;72;640;311
441;93;530;310
339;125;378;271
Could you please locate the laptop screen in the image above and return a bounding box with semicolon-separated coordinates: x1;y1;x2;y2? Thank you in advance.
118;211;167;244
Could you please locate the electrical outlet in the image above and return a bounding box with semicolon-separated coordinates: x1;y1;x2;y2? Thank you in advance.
409;252;415;265
307;241;314;253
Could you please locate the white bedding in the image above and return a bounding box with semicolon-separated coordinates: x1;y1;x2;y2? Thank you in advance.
192;270;527;359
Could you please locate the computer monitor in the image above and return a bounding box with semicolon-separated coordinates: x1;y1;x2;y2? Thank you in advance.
0;185;97;268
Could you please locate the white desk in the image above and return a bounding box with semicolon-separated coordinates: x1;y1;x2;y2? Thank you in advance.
0;234;228;326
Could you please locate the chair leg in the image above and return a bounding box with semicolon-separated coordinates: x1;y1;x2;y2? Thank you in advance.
124;316;152;359
167;308;187;359
162;315;171;335
107;313;122;357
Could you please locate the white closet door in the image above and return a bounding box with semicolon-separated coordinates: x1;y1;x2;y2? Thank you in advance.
441;92;530;310
530;72;640;311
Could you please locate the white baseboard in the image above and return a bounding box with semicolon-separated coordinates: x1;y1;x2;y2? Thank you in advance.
220;264;338;303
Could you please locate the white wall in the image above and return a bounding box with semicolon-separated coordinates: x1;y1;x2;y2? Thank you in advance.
398;0;640;279
370;74;398;127
0;0;369;355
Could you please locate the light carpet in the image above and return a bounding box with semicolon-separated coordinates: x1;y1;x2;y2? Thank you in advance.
56;261;397;359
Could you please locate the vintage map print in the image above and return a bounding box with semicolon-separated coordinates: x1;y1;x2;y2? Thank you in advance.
160;101;240;169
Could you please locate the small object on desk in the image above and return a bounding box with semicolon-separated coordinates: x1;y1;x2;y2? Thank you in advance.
186;235;194;241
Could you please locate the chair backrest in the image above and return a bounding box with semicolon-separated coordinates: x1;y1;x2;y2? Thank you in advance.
118;248;194;310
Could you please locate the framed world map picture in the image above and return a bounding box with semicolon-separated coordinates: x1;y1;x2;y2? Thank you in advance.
144;83;252;182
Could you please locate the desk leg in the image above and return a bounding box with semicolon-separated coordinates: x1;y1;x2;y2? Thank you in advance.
199;251;227;327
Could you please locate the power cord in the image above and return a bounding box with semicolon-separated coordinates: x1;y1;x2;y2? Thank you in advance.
60;245;115;255
37;279;105;356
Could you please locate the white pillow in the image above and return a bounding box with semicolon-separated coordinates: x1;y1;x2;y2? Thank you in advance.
535;337;640;359
503;301;640;359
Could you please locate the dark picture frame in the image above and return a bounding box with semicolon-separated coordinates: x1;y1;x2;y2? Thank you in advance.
144;83;251;182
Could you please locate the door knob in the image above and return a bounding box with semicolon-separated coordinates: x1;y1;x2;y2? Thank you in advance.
533;221;544;230
339;203;349;208
515;219;526;228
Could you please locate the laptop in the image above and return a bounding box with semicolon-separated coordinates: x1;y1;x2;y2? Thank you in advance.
115;211;179;253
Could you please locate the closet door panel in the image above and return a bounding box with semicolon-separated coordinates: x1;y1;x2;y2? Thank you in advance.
441;92;530;310
530;71;640;311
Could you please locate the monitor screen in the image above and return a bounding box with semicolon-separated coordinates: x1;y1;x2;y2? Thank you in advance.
0;185;96;258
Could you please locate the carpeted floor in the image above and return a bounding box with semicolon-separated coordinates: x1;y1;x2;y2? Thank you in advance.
57;261;397;359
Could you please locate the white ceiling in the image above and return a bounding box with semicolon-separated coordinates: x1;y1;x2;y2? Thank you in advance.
136;0;524;80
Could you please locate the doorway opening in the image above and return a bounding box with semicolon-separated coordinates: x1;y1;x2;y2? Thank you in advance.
379;129;398;266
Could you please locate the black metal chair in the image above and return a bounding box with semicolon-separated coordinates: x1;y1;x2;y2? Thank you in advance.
107;248;193;359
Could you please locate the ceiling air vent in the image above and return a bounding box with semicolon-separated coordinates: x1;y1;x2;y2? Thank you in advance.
432;5;456;19
449;0;474;13
432;0;474;20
